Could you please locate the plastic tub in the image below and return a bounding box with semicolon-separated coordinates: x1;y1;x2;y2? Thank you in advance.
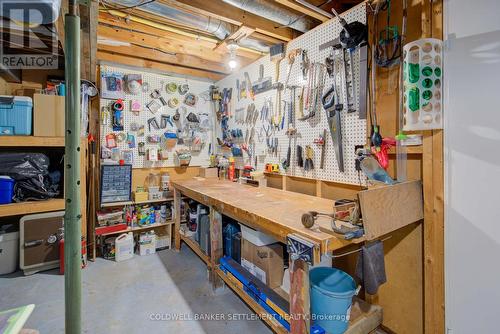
0;225;19;275
310;267;358;334
240;224;277;246
0;176;15;204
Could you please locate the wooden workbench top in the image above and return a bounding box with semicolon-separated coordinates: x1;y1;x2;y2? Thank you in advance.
172;178;355;253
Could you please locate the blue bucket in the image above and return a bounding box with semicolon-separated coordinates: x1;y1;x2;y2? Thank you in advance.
0;176;15;204
310;267;357;334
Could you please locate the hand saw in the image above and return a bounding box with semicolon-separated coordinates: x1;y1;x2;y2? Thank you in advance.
322;85;344;172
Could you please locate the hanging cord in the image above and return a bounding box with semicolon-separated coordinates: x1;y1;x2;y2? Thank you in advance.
99;0;156;12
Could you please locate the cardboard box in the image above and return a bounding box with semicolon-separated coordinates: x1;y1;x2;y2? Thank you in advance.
33;94;65;137
199;167;218;178
241;238;284;289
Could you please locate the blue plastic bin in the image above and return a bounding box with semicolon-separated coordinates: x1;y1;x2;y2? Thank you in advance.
310;267;358;334
0;176;15;204
0;96;33;135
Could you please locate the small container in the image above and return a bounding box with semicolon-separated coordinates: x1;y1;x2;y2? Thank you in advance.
239;224;278;246
0;176;15;204
115;233;134;262
0;96;33;135
0;224;19;275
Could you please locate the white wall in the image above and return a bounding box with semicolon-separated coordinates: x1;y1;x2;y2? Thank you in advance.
444;1;500;333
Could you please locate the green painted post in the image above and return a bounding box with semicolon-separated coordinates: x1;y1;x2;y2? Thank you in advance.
64;11;82;334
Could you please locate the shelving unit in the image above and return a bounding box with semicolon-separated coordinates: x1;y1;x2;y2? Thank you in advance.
93;196;188;260
100;196;186;208
0;136;65;147
99;220;175;237
0;198;65;217
179;233;210;265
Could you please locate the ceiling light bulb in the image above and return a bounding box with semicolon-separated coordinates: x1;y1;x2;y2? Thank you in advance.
228;59;238;69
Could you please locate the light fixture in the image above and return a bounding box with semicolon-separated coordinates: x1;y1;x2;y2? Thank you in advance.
226;39;239;70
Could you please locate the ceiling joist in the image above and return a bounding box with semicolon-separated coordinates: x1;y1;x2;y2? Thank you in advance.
274;0;331;22
157;0;296;41
97;51;225;81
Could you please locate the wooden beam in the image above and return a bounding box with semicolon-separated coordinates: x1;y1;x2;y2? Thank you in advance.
98;13;261;60
422;0;445;333
275;0;330;22
97;51;224;81
209;209;224;290
80;0;98;81
214;25;255;51
159;0;295;41
98;42;230;74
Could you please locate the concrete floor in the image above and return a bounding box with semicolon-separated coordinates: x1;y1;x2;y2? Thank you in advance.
0;246;272;334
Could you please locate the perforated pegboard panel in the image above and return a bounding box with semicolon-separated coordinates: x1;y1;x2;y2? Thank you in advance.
216;4;367;185
99;65;214;168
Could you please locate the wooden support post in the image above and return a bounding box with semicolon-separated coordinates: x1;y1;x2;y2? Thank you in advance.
290;258;310;334
174;188;182;251
315;180;322;198
209;208;224;291
282;175;288;191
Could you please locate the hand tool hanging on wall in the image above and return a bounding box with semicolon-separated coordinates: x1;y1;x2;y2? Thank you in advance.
299;62;327;121
284;48;302;90
112;99;124;131
252;64;273;95
271;43;286;128
320;9;368;118
301;50;310;82
314;130;326;169
375;0;402;68
296;145;304;168
236;79;240;101
322;85;344;172
304;145;314;171
244;72;254;100
147;117;160;131
370;1;384;151
151;89;167;106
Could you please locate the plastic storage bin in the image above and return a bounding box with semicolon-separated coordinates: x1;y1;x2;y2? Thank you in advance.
0;176;15;204
0;225;19;275
240;224;277;246
115;233;134;262
0;96;33;135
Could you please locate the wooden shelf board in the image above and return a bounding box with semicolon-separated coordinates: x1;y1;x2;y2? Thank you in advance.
180;234;210;265
100;196;187;208
99;221;173;237
0;136;65;147
216;267;289;334
0;198;65;217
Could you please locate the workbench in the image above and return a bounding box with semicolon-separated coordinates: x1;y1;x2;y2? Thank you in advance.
172;177;423;334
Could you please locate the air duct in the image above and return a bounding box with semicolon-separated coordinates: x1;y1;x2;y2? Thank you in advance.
104;0;269;52
105;0;230;39
221;0;316;33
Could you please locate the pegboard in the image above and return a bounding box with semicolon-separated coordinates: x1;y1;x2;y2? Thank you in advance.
99;64;215;168
216;4;367;185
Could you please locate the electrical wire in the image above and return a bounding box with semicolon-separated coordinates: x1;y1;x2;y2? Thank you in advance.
99;0;156;12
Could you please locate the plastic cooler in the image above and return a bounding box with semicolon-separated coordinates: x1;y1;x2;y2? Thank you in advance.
0;96;33;135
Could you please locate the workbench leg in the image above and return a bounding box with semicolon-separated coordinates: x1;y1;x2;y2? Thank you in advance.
173;188;182;252
290;258;311;334
209;207;224;292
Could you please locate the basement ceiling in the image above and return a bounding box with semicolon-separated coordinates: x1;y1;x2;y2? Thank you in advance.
97;0;364;80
